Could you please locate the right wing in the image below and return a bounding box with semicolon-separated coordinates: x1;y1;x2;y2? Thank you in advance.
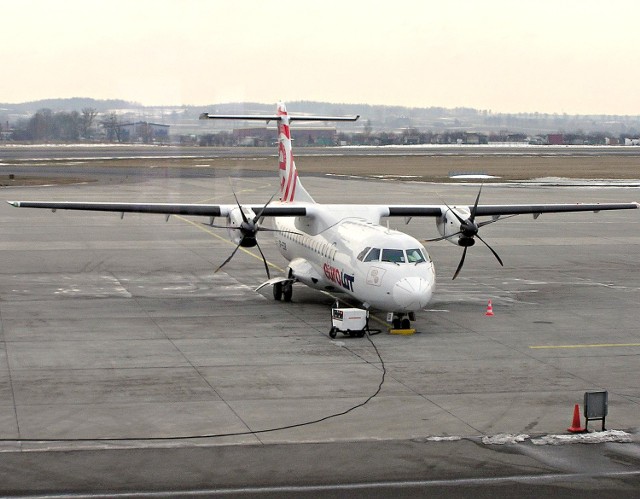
7;201;307;217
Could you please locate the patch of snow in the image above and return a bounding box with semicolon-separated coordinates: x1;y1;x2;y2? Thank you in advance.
532;430;632;446
450;174;501;180
425;436;463;442
482;433;530;445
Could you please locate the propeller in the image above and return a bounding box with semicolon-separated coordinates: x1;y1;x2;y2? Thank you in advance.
207;187;298;279
426;185;508;280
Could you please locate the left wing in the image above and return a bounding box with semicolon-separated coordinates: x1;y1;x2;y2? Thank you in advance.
384;202;639;218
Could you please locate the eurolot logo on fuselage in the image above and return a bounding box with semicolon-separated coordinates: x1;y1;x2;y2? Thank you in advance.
323;263;355;292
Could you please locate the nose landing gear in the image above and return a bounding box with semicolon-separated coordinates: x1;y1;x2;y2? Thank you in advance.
389;312;416;334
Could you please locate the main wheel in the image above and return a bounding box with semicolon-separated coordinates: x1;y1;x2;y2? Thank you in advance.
392;318;402;329
283;282;293;302
273;282;283;301
401;318;411;329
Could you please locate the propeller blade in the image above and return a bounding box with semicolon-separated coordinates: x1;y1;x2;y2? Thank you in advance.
476;234;504;267
470;183;483;222
230;185;249;224
435;191;466;225
452;247;467;280
202;222;238;230
444;203;466;225
215;241;242;274
254;240;271;279
477;214;519;228
253;191;278;224
425;230;463;243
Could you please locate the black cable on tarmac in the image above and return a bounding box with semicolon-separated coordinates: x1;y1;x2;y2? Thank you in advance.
0;333;386;444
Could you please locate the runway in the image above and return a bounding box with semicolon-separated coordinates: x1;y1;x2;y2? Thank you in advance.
0;156;639;496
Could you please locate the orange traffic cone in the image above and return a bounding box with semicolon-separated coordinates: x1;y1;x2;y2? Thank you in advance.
485;300;494;316
567;403;586;433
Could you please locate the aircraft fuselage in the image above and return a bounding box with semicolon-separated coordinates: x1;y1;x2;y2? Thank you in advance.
274;209;435;313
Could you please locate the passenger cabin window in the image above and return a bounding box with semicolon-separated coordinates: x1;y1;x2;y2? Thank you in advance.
406;248;426;264
364;247;381;262
381;249;405;263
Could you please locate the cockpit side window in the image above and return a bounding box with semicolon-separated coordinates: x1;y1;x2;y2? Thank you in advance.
381;249;405;263
406;248;426;263
363;247;381;262
357;247;371;262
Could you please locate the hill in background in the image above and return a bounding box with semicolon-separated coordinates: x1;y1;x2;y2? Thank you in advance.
1;98;639;137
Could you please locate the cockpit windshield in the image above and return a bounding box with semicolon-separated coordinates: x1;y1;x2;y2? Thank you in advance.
406;248;426;263
363;247;381;262
381;249;405;263
359;247;428;264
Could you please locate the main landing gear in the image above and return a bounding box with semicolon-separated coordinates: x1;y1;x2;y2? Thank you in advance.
273;281;293;302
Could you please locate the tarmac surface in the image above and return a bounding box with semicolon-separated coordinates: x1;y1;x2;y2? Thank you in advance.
0;149;639;496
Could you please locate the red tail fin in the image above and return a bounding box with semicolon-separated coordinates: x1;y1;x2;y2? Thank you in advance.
277;103;313;203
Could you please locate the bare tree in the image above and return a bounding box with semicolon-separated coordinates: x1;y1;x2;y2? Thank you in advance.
80;107;98;139
101;113;124;142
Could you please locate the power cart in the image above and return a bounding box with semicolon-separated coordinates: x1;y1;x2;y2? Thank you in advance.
329;304;380;338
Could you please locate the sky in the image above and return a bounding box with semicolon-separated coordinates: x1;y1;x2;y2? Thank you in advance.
1;0;639;115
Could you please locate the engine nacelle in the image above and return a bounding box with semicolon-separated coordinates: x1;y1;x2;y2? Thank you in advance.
227;206;257;246
435;206;471;246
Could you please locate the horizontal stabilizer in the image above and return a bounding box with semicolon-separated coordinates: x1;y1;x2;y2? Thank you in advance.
199;113;359;122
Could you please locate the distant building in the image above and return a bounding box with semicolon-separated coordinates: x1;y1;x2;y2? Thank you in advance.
232;126;337;146
547;133;564;145
464;133;481;144
233;127;272;146
120;121;170;143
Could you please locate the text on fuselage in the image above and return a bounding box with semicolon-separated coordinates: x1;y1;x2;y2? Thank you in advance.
323;263;355;291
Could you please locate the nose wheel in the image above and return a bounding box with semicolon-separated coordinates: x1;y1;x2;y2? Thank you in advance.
390;312;416;332
392;317;411;329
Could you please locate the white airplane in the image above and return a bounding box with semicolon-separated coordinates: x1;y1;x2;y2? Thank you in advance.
8;103;639;330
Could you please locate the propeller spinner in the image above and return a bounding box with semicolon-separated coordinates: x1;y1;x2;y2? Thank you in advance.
207;188;298;279
427;185;505;279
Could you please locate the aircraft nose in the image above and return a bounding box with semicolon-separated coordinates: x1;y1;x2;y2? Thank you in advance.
392;277;433;311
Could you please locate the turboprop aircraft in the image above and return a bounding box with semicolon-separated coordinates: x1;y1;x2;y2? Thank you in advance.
8;103;639;329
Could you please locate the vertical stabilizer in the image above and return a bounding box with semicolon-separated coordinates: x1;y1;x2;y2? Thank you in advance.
276;102;314;203
199;103;359;204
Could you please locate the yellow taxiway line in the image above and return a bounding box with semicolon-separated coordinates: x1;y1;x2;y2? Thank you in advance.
174;215;285;273
530;343;640;350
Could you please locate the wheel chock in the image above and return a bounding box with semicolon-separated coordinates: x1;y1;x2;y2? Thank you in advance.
389;328;416;335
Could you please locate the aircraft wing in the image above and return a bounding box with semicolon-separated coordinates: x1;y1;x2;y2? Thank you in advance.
8;200;638;218
385;202;639;218
7;201;308;217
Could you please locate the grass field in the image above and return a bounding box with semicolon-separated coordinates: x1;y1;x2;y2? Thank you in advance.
1;146;639;185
